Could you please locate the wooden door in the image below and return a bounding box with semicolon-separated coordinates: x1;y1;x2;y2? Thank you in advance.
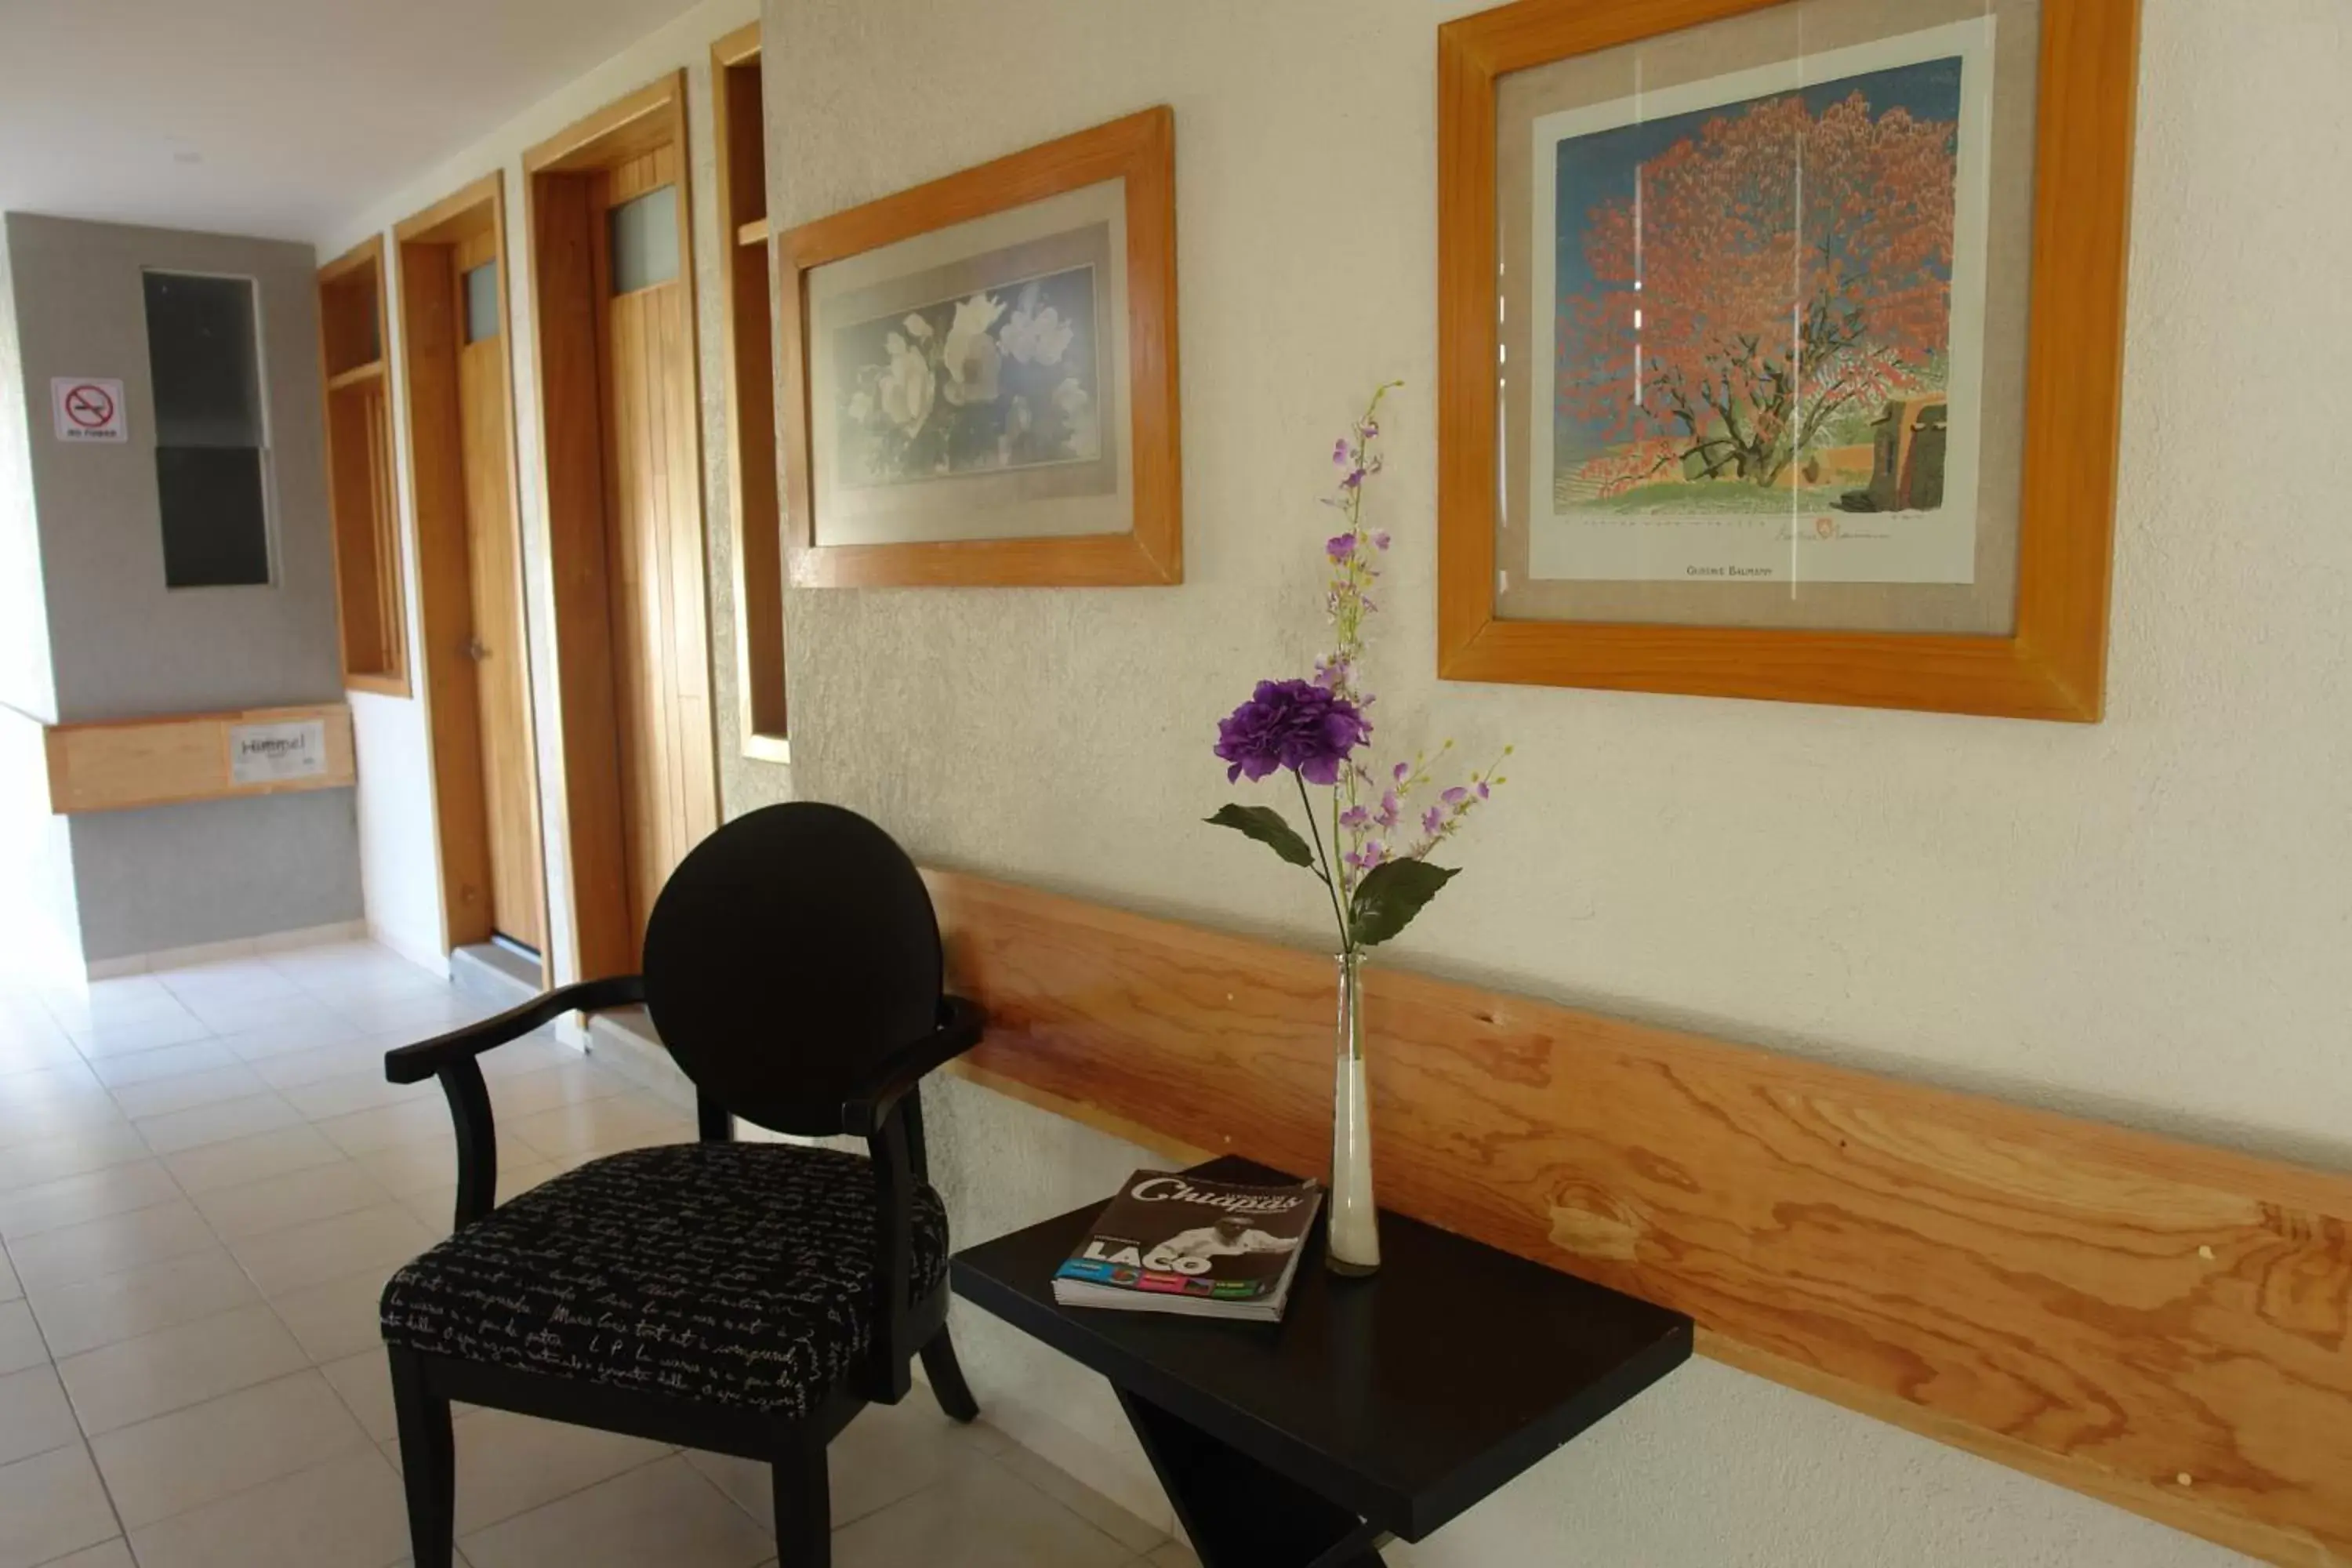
452;234;545;953
395;173;549;977
596;147;717;938
527;72;716;978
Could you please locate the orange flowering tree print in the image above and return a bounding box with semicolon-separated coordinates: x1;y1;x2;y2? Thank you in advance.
1555;59;1962;505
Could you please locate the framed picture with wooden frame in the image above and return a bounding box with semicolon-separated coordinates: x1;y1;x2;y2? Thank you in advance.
778;107;1181;589
1436;0;2140;720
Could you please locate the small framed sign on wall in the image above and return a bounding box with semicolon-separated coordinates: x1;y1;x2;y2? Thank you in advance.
777;107;1182;589
1436;0;2140;720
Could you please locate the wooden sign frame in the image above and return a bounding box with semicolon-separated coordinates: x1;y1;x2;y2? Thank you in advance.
778;107;1181;589
1435;0;2141;720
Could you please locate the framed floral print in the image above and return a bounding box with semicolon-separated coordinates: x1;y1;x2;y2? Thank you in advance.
1436;0;2140;719
779;107;1180;587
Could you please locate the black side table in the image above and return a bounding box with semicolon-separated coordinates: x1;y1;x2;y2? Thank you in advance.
950;1156;1693;1567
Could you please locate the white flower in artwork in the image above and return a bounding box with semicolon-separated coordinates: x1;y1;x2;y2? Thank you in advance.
1000;303;1075;366
941;292;1007;407
846;389;875;424
902;313;933;339
1054;376;1099;459
877;336;935;434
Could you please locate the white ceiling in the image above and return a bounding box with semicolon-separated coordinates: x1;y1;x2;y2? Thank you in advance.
0;0;706;245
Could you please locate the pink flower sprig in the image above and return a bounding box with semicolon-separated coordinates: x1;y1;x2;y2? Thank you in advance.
1312;383;1399;711
1207;380;1511;959
1340;744;1511;873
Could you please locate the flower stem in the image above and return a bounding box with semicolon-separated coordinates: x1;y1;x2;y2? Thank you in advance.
1296;772;1352;953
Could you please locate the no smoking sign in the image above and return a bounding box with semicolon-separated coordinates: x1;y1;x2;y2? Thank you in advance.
51;377;127;443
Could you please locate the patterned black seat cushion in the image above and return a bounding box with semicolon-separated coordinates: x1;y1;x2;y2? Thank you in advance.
379;1142;948;1417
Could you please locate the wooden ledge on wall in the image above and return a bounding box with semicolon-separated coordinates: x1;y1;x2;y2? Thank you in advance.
42;704;354;815
922;868;2352;1567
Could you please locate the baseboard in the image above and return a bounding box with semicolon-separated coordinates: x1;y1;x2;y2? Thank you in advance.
83;918;370;979
448;942;541;1008
366;920;452;978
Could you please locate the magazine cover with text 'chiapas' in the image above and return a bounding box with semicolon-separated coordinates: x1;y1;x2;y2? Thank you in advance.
1053;1170;1323;1323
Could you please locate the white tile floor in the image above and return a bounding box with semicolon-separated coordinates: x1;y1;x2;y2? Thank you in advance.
0;940;1201;1568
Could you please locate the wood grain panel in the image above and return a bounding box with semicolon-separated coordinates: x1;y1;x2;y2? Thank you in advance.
45;706;354;814
925;869;2352;1566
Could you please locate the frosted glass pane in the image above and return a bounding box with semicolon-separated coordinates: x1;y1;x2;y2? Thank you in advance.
143;272;263;448
608;186;680;294
463;262;499;344
143;270;271;588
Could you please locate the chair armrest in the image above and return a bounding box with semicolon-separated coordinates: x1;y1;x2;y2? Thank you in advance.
384;975;642;1232
841;995;986;1137
383;975;644;1084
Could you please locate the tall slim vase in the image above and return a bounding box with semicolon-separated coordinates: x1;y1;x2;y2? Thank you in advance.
1327;949;1380;1275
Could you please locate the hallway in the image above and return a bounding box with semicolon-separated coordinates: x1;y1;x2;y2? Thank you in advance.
0;942;1196;1568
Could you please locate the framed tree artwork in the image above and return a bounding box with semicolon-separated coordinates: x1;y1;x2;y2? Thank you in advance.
1436;0;2141;719
779;107;1181;588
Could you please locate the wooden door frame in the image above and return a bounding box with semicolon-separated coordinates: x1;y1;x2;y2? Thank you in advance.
392;172;551;982
522;71;717;983
318;237;410;696
711;22;789;764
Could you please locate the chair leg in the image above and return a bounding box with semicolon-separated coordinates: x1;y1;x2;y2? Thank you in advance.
919;1327;980;1424
771;1444;831;1568
387;1346;456;1568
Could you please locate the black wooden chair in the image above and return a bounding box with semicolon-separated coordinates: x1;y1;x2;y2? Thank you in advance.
376;802;985;1568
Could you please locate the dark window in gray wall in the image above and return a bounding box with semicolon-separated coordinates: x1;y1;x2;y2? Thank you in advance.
142;272;272;588
463;262;500;344
608;187;680;295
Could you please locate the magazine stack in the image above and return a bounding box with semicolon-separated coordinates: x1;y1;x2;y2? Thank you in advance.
1052;1169;1323;1323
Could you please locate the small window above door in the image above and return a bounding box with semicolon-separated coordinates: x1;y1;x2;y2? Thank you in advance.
462;262;499;344
608;187;680;294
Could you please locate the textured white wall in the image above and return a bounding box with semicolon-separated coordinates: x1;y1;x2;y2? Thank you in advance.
748;0;2352;1561
320;0;757;976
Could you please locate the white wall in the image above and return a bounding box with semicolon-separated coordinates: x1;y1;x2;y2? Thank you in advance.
741;0;2351;1562
0;223;55;720
319;0;760;978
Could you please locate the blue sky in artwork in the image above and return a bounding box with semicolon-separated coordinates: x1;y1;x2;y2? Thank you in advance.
1551;56;1963;451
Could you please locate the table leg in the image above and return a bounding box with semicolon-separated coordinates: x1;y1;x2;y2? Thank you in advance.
1115;1388;1389;1568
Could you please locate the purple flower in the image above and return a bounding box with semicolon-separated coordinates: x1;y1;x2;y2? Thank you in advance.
1214;679;1371;787
1377;789;1401;829
1326;533;1356;561
1312;655;1352;691
1421;806;1444;835
1338;804;1370;830
1392;761;1410;782
1346;840;1388;872
1476;781;1490;800
1339;469;1364;490
1370;531;1391;550
1442;786;1468;805
1332;438;1350;466
1359;419;1379;439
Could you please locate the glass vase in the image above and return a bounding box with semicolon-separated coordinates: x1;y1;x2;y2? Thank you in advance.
1326;949;1381;1276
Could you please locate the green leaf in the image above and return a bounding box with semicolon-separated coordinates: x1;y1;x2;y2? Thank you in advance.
1347;858;1461;948
1203;804;1316;870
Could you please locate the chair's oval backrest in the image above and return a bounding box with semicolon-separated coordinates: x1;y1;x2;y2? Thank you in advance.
642;802;942;1135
